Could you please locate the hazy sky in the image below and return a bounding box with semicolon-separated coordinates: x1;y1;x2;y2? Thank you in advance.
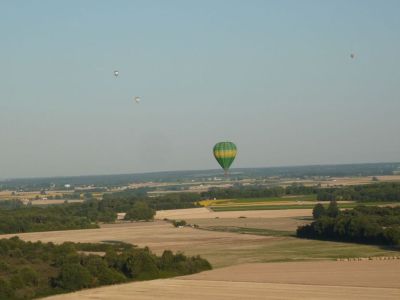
1;0;400;178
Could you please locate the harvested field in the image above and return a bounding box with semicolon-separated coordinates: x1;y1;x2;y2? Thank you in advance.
0;221;269;267
156;207;313;219
44;260;400;300
2;220;399;268
183;260;400;288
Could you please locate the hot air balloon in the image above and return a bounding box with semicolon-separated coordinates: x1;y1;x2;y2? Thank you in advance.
134;96;141;103
350;53;355;59
114;70;119;77
213;141;237;175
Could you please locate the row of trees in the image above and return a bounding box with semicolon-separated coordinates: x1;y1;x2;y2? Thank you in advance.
297;204;400;246
203;182;400;202
202;184;317;199
316;182;400;202
0;237;212;299
0;200;159;234
102;190;200;210
0;206;98;234
0;188;203;233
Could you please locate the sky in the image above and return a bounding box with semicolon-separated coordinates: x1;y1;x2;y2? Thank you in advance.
1;0;400;178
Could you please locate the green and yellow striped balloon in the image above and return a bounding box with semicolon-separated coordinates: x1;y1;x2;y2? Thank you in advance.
213;141;237;174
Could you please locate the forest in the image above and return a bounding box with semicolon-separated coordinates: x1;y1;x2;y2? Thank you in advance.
297;203;400;246
0;190;201;234
0;237;211;299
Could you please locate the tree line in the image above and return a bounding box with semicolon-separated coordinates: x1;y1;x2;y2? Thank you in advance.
202;182;400;203
0;190;203;234
297;203;400;246
0;237;211;299
102;190;200;210
316;182;400;202
0;206;98;234
202;184;317;199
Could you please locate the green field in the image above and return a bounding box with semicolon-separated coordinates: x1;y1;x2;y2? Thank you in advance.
224;195;317;203
200;195;318;207
210;202;398;212
211;205;316;211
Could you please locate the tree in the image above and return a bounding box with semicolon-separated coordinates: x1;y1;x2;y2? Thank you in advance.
312;203;326;219
159;250;174;269
124;251;159;279
124;202;155;221
82;254;126;285
0;278;13;299
384;227;400;245
55;263;93;291
326;200;340;218
19;267;39;286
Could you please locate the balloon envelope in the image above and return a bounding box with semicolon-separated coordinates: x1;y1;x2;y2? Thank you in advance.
213;142;237;174
114;70;119;77
134;96;140;103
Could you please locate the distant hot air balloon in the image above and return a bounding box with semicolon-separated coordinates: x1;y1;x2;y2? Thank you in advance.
350;53;355;59
134;96;141;103
213;142;237;175
114;70;119;77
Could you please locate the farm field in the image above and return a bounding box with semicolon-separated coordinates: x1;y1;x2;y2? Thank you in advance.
208;201;400;212
2;217;399;268
2;206;399;299
210;204;320;211
199;194;318;206
156;207;314;220
44;260;400;300
210;204;351;211
199;192;400;212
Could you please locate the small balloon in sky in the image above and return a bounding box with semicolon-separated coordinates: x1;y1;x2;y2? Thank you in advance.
114;70;119;77
134;96;141;103
350;53;355;59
